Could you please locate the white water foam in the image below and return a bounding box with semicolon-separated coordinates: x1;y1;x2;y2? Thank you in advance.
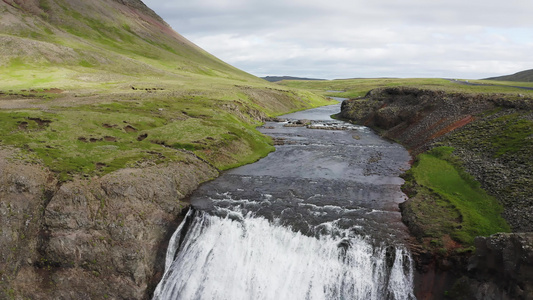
153;211;415;300
162;209;194;274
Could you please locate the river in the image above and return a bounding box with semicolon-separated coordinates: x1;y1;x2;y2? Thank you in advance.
153;101;416;300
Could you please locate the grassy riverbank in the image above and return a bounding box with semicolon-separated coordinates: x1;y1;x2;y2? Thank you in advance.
402;147;510;248
0;84;330;181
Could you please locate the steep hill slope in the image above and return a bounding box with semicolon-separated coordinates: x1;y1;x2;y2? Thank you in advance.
0;1;332;299
485;69;533;82
0;0;255;85
0;0;331;177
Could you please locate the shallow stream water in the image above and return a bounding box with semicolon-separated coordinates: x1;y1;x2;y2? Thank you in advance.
153;101;416;299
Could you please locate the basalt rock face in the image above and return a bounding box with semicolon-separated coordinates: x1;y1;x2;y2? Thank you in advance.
451;233;533;300
0;148;218;299
340;87;497;154
0;148;56;298
340;87;533;299
410;233;533;300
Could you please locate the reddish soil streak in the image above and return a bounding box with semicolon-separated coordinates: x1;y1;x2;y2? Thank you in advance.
429;115;474;140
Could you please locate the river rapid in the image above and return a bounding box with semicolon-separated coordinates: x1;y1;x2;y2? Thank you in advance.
153;101;416;300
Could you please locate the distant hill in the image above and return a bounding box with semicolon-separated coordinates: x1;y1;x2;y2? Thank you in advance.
484;69;533;82
262;76;326;82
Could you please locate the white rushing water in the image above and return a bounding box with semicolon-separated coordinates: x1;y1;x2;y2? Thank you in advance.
153;210;416;300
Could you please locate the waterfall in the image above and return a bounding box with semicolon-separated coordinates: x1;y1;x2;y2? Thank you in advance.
153;103;416;299
163;209;194;273
153;210;416;300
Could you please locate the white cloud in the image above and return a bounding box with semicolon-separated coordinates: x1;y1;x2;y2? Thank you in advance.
144;0;533;79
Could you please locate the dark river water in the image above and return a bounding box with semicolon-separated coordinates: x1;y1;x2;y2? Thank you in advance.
153;101;416;300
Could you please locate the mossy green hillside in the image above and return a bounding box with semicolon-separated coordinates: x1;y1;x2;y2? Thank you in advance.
403;147;510;247
0;87;330;181
439;110;533;168
0;0;257;89
485;114;532;157
0;0;332;180
485;68;533;82
439;110;533;219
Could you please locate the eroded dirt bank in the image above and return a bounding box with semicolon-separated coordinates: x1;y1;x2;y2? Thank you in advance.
0;147;218;299
340;87;533;299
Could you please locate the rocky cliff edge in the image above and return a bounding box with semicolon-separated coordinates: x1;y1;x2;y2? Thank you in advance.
0;146;218;299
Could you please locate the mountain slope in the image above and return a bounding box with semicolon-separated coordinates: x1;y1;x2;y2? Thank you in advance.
0;1;332;299
484;69;533;82
0;0;331;176
0;0;262;85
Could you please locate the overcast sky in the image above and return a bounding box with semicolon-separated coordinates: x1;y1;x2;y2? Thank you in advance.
143;0;532;79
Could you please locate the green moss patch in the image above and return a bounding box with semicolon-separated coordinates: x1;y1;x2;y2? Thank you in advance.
0;110;187;181
490;115;533;157
442;112;533;161
403;146;510;247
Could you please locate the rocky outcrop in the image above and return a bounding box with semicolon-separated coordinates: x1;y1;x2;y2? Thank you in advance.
341;87;509;154
0;147;56;299
438;112;533;232
0;147;218;299
451;233;533;300
413;233;533;300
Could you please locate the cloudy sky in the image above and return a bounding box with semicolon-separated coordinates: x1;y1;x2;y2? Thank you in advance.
143;0;532;79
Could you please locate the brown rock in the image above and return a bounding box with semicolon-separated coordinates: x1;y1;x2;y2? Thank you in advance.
0;148;218;299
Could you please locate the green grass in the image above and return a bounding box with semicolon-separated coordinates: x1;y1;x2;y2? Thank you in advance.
0;109;180;180
0;55;332;179
0;0;333;181
39;0;51;11
490;115;533;157
442;112;533;159
277;78;533;98
477;79;533;87
0;86;330;181
407;146;510;245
